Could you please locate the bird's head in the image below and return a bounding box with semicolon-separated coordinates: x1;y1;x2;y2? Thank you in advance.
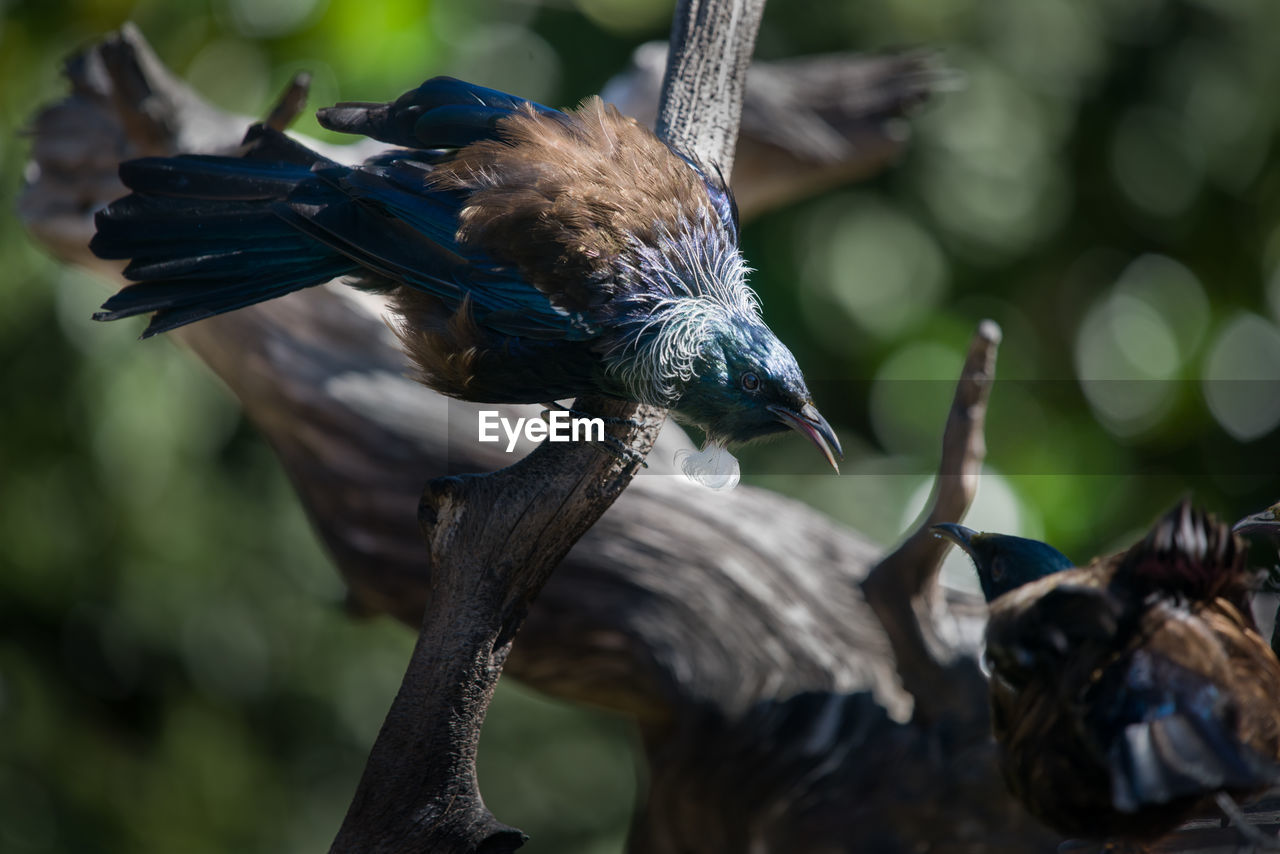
932;524;1076;602
671;316;842;470
1235;501;1280;593
1233;501;1280;540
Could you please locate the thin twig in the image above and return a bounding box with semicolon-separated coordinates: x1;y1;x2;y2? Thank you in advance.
263;72;311;132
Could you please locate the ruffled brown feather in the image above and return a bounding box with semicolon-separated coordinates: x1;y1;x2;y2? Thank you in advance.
426;97;715;313
1118;499;1252;612
391;290;483;398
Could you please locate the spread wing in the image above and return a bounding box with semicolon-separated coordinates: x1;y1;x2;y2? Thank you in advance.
1085;645;1280;812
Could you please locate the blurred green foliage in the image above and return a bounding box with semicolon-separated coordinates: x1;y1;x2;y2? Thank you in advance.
2;0;1280;851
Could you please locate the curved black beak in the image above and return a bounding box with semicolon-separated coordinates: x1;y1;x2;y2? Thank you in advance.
1233;504;1280;537
769;402;842;472
931;523;979;558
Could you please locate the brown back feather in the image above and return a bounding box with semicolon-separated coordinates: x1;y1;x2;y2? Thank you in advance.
392;289;483;398
1118;500;1252;610
427;98;714;312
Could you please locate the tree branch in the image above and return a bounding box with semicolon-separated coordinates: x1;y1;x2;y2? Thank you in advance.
263;72;312;132
861;321;1000;724
606;43;945;216
656;0;767;173
329;0;765;848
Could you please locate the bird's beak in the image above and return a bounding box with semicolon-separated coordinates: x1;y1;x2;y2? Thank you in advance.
931;523;979;558
769;402;842;472
1233;506;1280;537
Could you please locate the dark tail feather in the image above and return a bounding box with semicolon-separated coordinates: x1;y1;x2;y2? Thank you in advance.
91;127;357;338
94;257;353;336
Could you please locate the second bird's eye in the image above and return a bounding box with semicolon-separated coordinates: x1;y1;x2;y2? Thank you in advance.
741;372;760;391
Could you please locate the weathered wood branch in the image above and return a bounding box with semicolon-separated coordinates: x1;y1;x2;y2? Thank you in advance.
330;0;768;845
656;0;766;174
606;43;944;216
264;72;312;132
330;395;668;852
862;320;1000;725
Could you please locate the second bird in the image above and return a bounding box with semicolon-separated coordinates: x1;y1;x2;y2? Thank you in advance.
942;503;1280;845
90;77;841;468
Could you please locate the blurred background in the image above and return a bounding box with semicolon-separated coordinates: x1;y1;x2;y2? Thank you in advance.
3;0;1280;851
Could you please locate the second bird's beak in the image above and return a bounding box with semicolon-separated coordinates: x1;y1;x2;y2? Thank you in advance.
932;523;979;558
769;402;843;472
1233;506;1280;536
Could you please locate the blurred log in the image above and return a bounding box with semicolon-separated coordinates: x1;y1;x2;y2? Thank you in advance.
23;22;1272;854
603;41;946;218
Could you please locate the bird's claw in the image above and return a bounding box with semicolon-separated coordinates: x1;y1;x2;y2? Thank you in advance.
539;403;648;468
541;401;642;428
1214;793;1280;851
594;432;649;469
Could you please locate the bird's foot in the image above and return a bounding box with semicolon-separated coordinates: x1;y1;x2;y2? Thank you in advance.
593;432;649;469
1214;792;1280;850
541;401;642;428
539;403;648;468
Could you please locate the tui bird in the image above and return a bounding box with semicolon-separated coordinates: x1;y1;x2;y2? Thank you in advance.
944;503;1280;844
931;523;1074;601
89;77;841;468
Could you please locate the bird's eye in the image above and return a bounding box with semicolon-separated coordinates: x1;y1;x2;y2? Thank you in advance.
741;371;760;391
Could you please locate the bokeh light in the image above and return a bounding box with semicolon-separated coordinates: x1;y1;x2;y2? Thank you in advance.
799;194;947;340
1074;254;1206;436
222;0;326;38
870;340;961;456
186;39;272;114
1202;313;1280;441
1109;105;1202;219
912;54;1070;260
573;0;675;34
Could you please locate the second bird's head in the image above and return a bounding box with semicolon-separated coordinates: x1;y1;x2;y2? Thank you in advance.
932;524;1076;602
1234;501;1280;540
666;314;842;471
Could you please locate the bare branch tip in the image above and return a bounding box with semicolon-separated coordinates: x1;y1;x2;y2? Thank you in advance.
118;20;144;43
264;72;312;131
976;318;1002;346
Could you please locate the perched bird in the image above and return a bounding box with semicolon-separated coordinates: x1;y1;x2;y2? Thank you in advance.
89;77;841;467
931;524;1074;601
945;503;1280;844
